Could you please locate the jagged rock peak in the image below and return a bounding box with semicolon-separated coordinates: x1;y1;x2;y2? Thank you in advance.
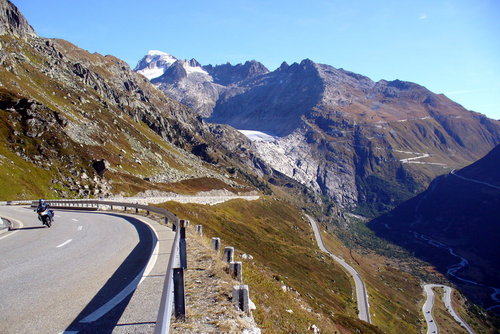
278;61;289;71
202;59;269;86
0;0;36;38
188;58;201;67
300;58;316;68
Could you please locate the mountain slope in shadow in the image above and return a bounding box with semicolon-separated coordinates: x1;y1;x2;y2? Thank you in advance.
369;145;500;310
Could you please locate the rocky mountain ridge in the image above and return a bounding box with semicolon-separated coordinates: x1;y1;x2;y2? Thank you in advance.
134;51;269;117
137;51;500;212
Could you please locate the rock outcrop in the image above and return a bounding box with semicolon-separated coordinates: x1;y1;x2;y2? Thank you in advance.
0;0;36;38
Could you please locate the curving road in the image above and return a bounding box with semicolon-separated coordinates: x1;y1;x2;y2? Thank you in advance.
0;205;174;334
306;214;371;323
423;284;475;334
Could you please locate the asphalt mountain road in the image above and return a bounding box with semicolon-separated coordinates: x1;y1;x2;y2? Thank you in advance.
423;284;475;334
306;214;371;323
0;206;174;334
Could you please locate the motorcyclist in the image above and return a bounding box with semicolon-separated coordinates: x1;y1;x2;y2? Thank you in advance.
36;199;54;221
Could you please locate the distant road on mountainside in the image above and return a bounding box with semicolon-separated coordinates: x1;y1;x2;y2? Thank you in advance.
423;284;475;334
451;169;500;190
0;205;174;334
306;214;371;323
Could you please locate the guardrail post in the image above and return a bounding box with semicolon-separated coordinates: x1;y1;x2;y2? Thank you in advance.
180;221;187;269
232;285;249;312
135;207;138;214
124;206;127;212
212;237;221;253
196;225;203;236
223;247;234;263
230;262;243;282
110;205;113;210
173;268;186;320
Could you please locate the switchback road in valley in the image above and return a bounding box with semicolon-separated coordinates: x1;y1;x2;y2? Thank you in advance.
306;214;371;323
0;205;175;334
423;284;475;334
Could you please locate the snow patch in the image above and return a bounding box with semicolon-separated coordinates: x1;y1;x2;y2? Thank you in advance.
147;50;173;57
137;66;165;80
238;130;276;142
182;61;209;75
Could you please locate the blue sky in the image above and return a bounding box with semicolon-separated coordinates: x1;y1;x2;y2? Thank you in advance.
13;0;500;119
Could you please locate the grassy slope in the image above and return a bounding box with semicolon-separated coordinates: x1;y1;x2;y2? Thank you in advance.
319;223;423;333
432;287;468;334
328;215;499;333
160;198;382;333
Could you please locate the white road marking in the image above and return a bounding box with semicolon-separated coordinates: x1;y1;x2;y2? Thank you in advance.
56;239;73;248
72;218;79;222
78;226;83;231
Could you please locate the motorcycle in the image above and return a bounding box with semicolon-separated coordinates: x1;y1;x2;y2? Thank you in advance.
37;208;54;228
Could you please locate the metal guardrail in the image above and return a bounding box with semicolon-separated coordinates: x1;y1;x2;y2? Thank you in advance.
23;199;184;333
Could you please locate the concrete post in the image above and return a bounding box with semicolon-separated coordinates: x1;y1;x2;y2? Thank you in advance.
230;261;243;282
211;237;221;253
196;225;203;236
164;217;169;226
232;285;249;312
223;247;235;263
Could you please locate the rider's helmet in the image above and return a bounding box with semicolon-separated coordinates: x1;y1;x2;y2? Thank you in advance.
38;199;45;205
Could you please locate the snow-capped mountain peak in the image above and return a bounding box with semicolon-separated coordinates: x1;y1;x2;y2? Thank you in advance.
134;50;178;80
147;50;172;57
